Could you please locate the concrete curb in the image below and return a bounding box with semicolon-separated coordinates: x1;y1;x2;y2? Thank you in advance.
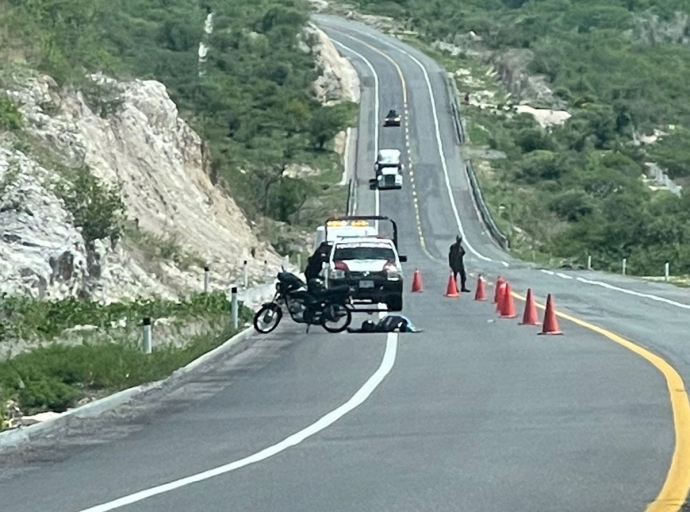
340;126;357;186
0;381;162;448
0;324;257;449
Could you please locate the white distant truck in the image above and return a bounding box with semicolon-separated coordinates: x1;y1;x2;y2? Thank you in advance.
370;149;403;190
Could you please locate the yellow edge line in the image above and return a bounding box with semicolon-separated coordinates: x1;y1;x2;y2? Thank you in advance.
507;289;690;512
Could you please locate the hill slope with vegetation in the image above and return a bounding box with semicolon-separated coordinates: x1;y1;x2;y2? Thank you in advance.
350;0;690;275
1;0;354;233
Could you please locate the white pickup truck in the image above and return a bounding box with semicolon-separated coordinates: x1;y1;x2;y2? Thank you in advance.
321;216;407;312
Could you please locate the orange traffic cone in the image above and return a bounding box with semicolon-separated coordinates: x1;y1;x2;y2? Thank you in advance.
445;272;460;298
519;288;540;326
474;274;487;301
495;281;506;313
538;294;563;335
500;282;518;318
493;276;505;304
411;269;423;292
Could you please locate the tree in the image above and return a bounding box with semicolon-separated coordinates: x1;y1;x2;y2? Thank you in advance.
308;103;352;150
249;143;291;216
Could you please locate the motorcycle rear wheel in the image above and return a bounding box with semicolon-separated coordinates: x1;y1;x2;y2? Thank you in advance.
321;304;352;333
253;303;283;334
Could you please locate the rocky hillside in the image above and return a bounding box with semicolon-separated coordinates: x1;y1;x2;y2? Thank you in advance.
0;25;358;302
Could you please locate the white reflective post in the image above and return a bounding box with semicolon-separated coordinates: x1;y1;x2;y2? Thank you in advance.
142;317;152;354
231;286;238;330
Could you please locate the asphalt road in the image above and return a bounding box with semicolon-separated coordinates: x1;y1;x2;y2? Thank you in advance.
0;14;683;512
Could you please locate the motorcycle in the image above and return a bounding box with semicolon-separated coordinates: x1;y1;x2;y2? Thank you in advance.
253;271;354;334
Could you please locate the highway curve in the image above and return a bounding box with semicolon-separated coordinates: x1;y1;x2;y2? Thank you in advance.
0;14;684;512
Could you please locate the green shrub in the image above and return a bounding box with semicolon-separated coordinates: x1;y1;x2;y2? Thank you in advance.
0;94;22;131
53;165;126;243
0;291;245;341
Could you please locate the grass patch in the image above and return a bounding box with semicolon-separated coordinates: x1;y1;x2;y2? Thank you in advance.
0;292;240;341
0;319;249;420
0;293;253;423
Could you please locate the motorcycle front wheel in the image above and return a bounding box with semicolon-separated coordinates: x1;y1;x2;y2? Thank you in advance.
321;304;352;333
253;303;283;334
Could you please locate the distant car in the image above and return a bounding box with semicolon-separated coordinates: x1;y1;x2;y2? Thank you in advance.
384;109;401;127
326;236;405;311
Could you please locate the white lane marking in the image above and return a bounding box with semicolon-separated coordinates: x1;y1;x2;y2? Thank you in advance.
79;41;402;512
77;333;398;512
332;40;381;219
501;261;509;267
576;277;690;310
541;269;555;276
556;272;573;280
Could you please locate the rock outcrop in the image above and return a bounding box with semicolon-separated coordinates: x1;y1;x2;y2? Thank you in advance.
308;23;360;106
1;73;282;301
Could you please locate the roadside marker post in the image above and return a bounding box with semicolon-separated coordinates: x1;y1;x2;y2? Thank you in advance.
622;258;627;276
665;262;670;282
231;286;239;330
142;317;152;354
243;260;248;289
204;265;210;293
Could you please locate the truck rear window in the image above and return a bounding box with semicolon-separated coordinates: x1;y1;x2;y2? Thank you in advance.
333;246;396;261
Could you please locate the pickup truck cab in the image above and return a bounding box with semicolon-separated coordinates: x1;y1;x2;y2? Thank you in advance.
327;236;404;312
371;149;403;191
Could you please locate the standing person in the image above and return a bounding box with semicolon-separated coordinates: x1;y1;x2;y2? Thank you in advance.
448;235;470;292
305;242;331;283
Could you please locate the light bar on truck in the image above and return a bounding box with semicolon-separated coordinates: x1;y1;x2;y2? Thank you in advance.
326;219;371;228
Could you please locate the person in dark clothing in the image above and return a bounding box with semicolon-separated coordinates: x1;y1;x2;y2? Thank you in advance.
305;242;331;282
449;235;470;292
